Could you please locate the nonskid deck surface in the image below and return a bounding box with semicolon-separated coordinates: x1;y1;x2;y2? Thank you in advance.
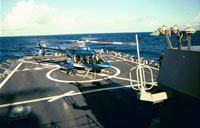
0;53;159;128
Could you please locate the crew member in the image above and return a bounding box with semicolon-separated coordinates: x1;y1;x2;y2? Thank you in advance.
66;58;75;75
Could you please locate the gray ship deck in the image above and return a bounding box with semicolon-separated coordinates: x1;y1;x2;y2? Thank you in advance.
0;53;159;128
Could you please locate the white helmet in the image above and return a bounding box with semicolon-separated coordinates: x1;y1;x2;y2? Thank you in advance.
67;58;71;61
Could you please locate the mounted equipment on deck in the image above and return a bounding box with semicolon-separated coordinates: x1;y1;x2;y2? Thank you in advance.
151;25;200;128
129;35;167;103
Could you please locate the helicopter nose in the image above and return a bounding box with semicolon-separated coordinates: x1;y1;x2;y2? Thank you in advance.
100;62;111;68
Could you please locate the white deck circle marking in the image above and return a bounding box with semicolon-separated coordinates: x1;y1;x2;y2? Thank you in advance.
46;66;120;83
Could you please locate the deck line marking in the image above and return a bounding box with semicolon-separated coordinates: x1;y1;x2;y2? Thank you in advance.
0;62;23;89
21;60;60;68
46;66;120;83
109;55;159;71
48;91;75;102
96;68;157;85
98;74;157;86
96;73;133;81
116;60;157;77
0;84;135;108
17;67;54;72
108;55;158;78
46;65;157;85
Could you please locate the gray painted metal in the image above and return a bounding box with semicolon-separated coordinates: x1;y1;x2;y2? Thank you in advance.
157;49;200;99
157;49;200;128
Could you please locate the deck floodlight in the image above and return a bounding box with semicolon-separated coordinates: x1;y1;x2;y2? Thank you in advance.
150;25;169;36
182;27;196;50
151;25;172;48
170;26;177;34
150;27;166;36
170;24;184;35
182;27;196;34
170;24;184;50
159;27;166;35
150;29;161;36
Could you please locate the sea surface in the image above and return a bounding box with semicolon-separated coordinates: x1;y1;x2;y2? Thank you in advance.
0;31;200;64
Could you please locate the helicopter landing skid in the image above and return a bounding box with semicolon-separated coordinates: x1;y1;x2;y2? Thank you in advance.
101;69;110;74
75;69;95;79
60;68;76;76
60;67;95;79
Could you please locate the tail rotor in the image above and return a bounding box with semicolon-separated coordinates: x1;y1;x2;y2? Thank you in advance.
38;39;46;56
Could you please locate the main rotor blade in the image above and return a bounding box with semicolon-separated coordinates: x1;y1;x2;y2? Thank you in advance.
88;41;136;45
39;39;136;45
81;37;99;41
40;39;79;43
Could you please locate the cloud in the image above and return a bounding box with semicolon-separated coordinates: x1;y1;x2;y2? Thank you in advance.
55;16;76;25
193;11;200;26
3;0;53;29
148;18;161;28
194;12;200;22
186;24;191;27
2;0;76;36
99;17;158;32
185;11;200;30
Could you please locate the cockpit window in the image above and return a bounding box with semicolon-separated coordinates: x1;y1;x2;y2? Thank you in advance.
74;55;81;63
93;54;105;64
88;56;93;64
82;56;87;64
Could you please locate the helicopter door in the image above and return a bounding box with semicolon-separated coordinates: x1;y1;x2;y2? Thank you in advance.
93;54;105;64
88;56;94;64
82;56;87;64
74;55;81;64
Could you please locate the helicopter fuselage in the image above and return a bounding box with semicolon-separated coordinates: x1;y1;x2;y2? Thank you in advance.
68;48;111;70
39;44;111;70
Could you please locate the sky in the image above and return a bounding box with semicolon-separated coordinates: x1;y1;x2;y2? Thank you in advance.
0;0;200;36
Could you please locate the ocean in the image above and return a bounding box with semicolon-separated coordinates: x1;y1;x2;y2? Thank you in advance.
0;31;200;64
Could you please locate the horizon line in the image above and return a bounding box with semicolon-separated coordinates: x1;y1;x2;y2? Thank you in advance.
0;31;152;38
1;30;200;38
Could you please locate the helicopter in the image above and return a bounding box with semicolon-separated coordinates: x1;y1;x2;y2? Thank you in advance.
37;38;136;71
